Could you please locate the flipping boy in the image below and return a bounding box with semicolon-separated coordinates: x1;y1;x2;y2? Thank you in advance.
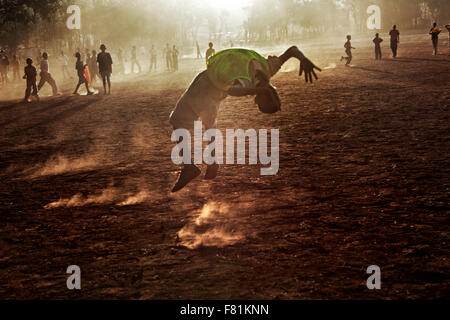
169;46;321;192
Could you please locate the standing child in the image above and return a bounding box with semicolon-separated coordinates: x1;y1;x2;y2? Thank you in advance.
445;24;450;55
11;55;20;80
429;22;441;55
164;43;172;71
389;25;400;58
205;42;215;64
73;52;94;95
149;45;157;72
130;46;142;73
373;33;383;60
23;58;39;102
341;35;355;66
97;44;113;95
172;45;179;72
0;50;9;84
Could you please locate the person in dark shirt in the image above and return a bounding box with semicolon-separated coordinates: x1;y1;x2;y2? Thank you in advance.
23;58;39;102
389;25;400;58
97;44;113;95
373;33;383;60
429;22;441;55
73;52;94;95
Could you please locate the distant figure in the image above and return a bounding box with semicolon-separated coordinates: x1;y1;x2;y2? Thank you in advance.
73;52;94;95
164;43;172;71
0;50;9;84
205;42;215;64
37;52;58;96
97;44;113;95
172;45;179;72
340;35;355;66
149;45;157;72
373;33;383;60
389;25;400;58
130;46;142;73
430;22;441;55
118;49;125;75
90;50;100;83
196;41;202;59
446;24;450;55
11;54;20;81
59;51;71;80
23;58;39;102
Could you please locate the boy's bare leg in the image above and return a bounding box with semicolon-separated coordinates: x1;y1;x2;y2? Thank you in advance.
172;135;201;192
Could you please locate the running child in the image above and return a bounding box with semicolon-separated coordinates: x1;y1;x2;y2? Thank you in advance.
73;52;94;95
169;46;321;192
341;35;355;66
37;52;58;96
23;58;39;102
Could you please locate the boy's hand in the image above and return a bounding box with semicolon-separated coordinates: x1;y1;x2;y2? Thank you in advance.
299;57;322;83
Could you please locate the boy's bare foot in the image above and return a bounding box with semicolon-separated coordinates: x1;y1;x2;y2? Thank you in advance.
172;165;201;192
204;164;219;180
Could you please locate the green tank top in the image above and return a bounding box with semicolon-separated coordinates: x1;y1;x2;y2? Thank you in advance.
207;48;269;91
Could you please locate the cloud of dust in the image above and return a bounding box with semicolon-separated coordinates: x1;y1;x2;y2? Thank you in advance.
44;188;151;209
28;154;100;178
44;188;118;209
118;190;150;206
177;202;244;249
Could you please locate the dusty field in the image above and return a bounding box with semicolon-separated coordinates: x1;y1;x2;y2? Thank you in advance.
0;34;449;299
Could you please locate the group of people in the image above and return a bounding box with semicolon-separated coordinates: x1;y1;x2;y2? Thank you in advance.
163;44;179;72
22;44;113;102
341;23;450;66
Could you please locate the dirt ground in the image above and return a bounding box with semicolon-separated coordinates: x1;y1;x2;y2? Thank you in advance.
0;33;449;300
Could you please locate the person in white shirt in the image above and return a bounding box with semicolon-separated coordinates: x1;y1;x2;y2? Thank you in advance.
37;52;58;96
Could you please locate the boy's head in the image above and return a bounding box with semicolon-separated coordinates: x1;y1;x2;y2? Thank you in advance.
42;52;48;59
346;35;351;40
433;22;437;27
375;33;379;37
75;52;81;59
209;42;213;48
254;71;281;114
393;25;397;30
100;44;106;52
26;58;33;65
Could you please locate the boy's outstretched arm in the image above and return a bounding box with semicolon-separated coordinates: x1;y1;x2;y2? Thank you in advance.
278;46;322;83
